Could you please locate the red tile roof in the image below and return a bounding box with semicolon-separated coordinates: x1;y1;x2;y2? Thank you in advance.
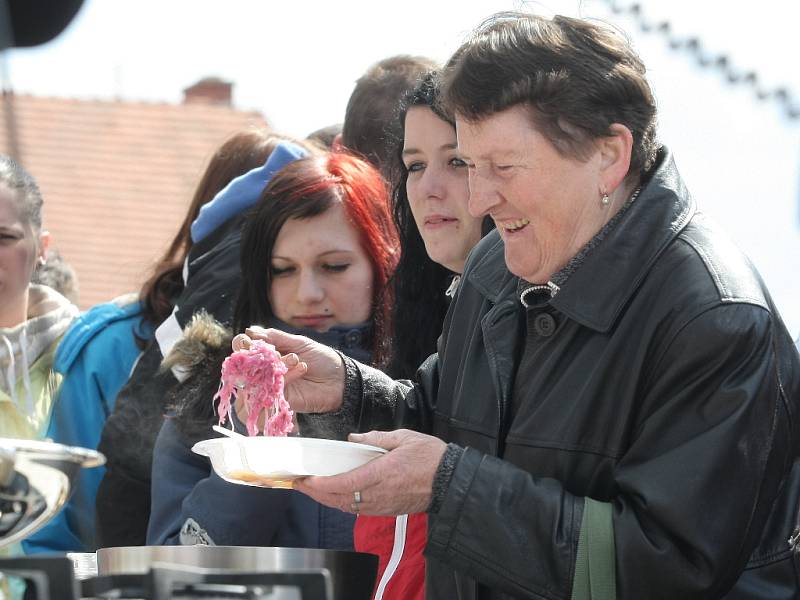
0;92;269;309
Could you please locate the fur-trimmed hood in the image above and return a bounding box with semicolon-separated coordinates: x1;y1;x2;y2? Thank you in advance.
161;310;231;381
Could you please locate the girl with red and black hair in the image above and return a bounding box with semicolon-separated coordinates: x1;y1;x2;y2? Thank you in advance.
233;152;397;368
147;152;397;571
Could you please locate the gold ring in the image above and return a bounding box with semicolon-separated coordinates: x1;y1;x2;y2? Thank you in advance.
353;490;362;504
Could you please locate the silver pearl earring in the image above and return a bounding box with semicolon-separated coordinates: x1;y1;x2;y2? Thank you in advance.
601;192;610;206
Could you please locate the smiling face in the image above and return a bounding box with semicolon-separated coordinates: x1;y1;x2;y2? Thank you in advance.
402;106;484;274
0;184;47;327
268;202;374;332
457;105;610;283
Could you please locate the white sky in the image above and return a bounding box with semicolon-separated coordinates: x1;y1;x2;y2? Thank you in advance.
5;0;800;336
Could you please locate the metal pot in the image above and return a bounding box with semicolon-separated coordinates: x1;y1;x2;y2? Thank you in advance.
0;438;104;548
96;545;378;600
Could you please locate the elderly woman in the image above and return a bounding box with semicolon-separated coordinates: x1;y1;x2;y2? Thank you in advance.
241;12;800;600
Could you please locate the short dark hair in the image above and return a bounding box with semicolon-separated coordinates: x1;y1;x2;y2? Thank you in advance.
305;124;342;149
440;12;658;177
342;54;439;174
0;154;44;230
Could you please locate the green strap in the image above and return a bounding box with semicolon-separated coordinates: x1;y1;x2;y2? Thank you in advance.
571;498;617;600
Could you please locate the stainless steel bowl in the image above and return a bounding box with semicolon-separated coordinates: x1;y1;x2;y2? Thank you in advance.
0;438;104;548
96;545;378;600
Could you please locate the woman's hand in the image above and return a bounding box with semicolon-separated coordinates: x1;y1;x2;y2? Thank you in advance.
238;326;346;414
293;429;447;516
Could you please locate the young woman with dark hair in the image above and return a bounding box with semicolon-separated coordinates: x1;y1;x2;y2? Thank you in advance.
147;151;398;551
387;72;491;380
358;73;491;600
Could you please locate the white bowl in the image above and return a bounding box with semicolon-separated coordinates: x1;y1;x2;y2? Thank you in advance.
192;436;386;489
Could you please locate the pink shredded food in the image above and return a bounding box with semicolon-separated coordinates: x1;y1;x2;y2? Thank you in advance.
214;339;293;437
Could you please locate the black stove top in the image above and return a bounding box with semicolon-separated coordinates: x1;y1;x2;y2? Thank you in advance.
0;556;331;600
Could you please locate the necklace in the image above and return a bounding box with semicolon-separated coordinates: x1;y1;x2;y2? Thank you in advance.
519;281;560;307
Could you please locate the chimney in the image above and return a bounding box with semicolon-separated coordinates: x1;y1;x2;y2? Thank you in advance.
183;77;233;106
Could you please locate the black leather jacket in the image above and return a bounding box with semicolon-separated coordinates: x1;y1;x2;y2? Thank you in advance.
347;149;800;599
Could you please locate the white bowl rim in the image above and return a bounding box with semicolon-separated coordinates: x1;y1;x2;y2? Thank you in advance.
191;435;388;458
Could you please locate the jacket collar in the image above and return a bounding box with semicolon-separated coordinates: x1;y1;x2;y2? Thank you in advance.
467;231;517;305
467;147;696;331
0;284;77;410
55;297;147;373
266;319;373;366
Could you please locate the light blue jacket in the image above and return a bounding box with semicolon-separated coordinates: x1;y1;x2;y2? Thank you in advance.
22;297;151;553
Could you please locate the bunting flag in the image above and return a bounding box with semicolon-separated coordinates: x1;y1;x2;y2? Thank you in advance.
602;0;800;120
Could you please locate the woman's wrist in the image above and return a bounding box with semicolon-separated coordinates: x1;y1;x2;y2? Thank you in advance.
428;443;465;514
297;351;362;441
338;351;363;419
